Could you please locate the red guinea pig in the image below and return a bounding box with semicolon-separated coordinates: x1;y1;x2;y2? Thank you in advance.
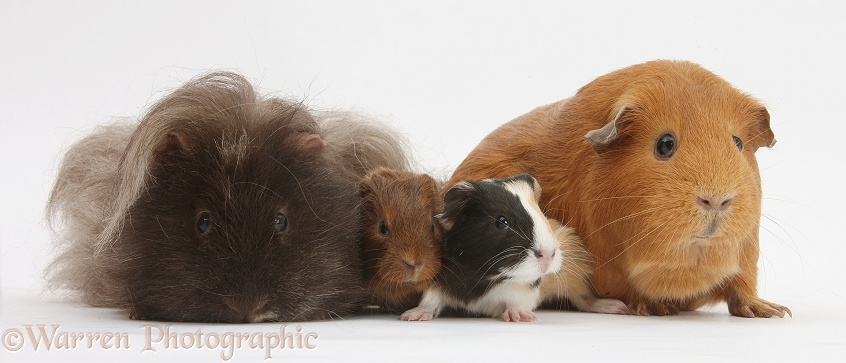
449;60;790;318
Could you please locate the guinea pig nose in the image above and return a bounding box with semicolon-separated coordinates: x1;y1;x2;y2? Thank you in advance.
697;196;734;211
533;249;555;259
225;298;269;323
402;259;421;271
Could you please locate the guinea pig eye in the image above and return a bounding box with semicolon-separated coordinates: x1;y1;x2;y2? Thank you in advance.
495;216;509;230
197;212;212;235
274;212;288;232
732;135;744;152
654;133;676;160
379;221;390;236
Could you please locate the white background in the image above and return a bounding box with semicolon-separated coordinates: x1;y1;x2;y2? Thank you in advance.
1;1;844;361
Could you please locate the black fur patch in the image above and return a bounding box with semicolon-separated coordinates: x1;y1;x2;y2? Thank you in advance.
437;174;537;303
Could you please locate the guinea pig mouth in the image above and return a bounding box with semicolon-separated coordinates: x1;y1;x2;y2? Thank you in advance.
694;220;721;239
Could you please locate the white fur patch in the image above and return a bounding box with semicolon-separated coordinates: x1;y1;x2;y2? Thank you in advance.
502;180;563;280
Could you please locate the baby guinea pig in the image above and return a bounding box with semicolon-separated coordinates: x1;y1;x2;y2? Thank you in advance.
449;60;790;318
358;167;443;312
401;174;563;322
45;72;401;322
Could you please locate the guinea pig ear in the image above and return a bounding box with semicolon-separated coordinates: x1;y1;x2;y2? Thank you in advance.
508;173;542;201
438;181;476;231
155;131;193;156
749;107;777;149
585;104;634;153
289;132;326;158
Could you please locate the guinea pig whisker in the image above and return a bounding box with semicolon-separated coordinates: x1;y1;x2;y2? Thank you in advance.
595;216;673;270
760;213;803;254
472;247;524;276
472;252;524;291
155;217;170;240
576;195;660;203
584;206;662;239
438;257;464;281
482;214;535;244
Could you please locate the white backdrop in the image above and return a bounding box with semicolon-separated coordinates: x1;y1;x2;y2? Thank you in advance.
1;1;844;361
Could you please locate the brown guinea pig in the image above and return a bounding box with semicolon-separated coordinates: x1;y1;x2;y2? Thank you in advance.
449;60;790;318
45;72;411;323
358;167;443;312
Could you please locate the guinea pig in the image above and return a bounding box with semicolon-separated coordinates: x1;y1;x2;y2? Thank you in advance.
357;167;443;312
401;174;563;322
448;60;790;318
45;72;409;322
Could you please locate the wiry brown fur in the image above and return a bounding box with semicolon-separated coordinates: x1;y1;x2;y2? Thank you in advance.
449;60;790;317
357;167;443;312
45;72;409;322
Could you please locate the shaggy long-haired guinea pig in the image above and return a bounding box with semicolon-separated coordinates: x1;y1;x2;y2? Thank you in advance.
358;167;443;312
401;174;563;322
449;60;790;318
45;72;408;322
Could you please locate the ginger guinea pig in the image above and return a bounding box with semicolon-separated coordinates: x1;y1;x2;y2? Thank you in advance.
45;72;402;322
449;60;790;318
358;167;443;312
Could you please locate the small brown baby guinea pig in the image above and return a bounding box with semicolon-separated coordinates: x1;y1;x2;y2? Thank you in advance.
358;167;443;312
449;60;790;318
45;72;412;323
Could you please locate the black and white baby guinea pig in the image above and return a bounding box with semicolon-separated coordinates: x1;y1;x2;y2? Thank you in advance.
401;173;563;322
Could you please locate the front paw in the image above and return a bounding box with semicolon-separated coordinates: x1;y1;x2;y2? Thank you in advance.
502;309;536;322
628;300;681;316
729;296;792;318
401;307;437;321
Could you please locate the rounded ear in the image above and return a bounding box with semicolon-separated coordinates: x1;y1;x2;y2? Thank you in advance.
501;173;542;201
358;167;397;197
438;181;475;231
749;107;777;149
290;132;326;158
155;131;193;157
585;103;635;154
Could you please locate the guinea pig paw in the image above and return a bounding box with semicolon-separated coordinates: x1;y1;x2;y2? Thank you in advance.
589;299;630;315
400;308;436;321
729;297;792;318
628;300;681;316
502;309;536;322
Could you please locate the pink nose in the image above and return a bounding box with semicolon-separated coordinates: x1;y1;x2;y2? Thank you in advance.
697;196;733;211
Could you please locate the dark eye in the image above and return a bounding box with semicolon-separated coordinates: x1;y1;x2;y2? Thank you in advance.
379;221;390;236
495;216;509;230
274;212;288;232
197;212;212;235
732;135;744;152
655;133;676;160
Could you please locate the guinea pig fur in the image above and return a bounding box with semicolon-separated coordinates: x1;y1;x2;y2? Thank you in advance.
319;111;412;185
448;60;790;318
539;218;629;315
401;174;563;322
44;72;410;323
358;167;443;312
